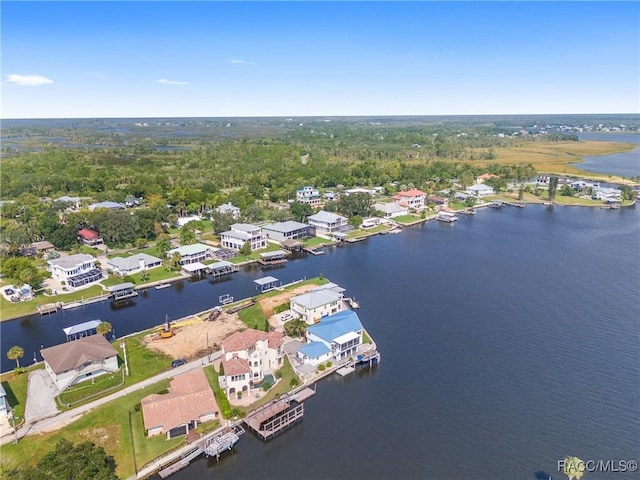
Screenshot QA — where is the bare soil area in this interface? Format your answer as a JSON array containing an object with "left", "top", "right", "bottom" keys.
[{"left": 143, "top": 283, "right": 317, "bottom": 359}]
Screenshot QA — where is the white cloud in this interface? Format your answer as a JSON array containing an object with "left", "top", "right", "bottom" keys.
[
  {"left": 230, "top": 59, "right": 257, "bottom": 67},
  {"left": 6, "top": 74, "right": 54, "bottom": 86},
  {"left": 157, "top": 78, "right": 188, "bottom": 85}
]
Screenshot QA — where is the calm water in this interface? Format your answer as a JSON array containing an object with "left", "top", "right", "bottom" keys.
[
  {"left": 576, "top": 132, "right": 640, "bottom": 178},
  {"left": 2, "top": 205, "right": 638, "bottom": 479}
]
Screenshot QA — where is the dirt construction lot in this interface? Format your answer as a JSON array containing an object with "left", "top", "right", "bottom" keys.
[{"left": 143, "top": 283, "right": 318, "bottom": 360}]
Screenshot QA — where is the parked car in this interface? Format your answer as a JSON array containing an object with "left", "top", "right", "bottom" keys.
[{"left": 171, "top": 358, "right": 187, "bottom": 368}]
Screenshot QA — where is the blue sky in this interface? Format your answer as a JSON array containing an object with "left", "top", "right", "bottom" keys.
[{"left": 1, "top": 1, "right": 639, "bottom": 118}]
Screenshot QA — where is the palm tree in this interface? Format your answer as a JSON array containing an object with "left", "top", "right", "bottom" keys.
[
  {"left": 180, "top": 227, "right": 196, "bottom": 246},
  {"left": 7, "top": 346, "right": 24, "bottom": 369},
  {"left": 155, "top": 237, "right": 171, "bottom": 258},
  {"left": 97, "top": 322, "right": 112, "bottom": 337}
]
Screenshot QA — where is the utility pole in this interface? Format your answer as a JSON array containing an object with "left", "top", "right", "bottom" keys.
[
  {"left": 11, "top": 410, "right": 18, "bottom": 445},
  {"left": 121, "top": 342, "right": 129, "bottom": 377}
]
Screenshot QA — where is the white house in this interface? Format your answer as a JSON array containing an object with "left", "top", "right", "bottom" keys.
[
  {"left": 372, "top": 202, "right": 408, "bottom": 218},
  {"left": 218, "top": 329, "right": 285, "bottom": 398},
  {"left": 297, "top": 310, "right": 364, "bottom": 365},
  {"left": 41, "top": 335, "right": 119, "bottom": 391},
  {"left": 261, "top": 221, "right": 312, "bottom": 242},
  {"left": 215, "top": 202, "right": 241, "bottom": 218},
  {"left": 393, "top": 189, "right": 426, "bottom": 210},
  {"left": 220, "top": 224, "right": 267, "bottom": 251},
  {"left": 48, "top": 254, "right": 102, "bottom": 288},
  {"left": 592, "top": 186, "right": 622, "bottom": 201},
  {"left": 307, "top": 211, "right": 348, "bottom": 236},
  {"left": 142, "top": 369, "right": 218, "bottom": 439},
  {"left": 107, "top": 253, "right": 163, "bottom": 276},
  {"left": 166, "top": 243, "right": 215, "bottom": 265},
  {"left": 466, "top": 184, "right": 495, "bottom": 197},
  {"left": 290, "top": 285, "right": 346, "bottom": 325},
  {"left": 296, "top": 186, "right": 321, "bottom": 206}
]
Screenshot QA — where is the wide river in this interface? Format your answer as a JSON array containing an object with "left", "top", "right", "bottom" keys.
[{"left": 2, "top": 204, "right": 638, "bottom": 479}]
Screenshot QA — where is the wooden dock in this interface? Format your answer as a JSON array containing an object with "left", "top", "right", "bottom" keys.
[
  {"left": 303, "top": 247, "right": 325, "bottom": 256},
  {"left": 244, "top": 387, "right": 316, "bottom": 441},
  {"left": 37, "top": 303, "right": 61, "bottom": 315},
  {"left": 226, "top": 298, "right": 256, "bottom": 314}
]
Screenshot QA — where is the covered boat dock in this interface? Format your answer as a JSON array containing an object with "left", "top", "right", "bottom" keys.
[
  {"left": 107, "top": 282, "right": 138, "bottom": 301},
  {"left": 63, "top": 319, "right": 102, "bottom": 341},
  {"left": 254, "top": 276, "right": 281, "bottom": 292},
  {"left": 257, "top": 250, "right": 288, "bottom": 266},
  {"left": 207, "top": 260, "right": 239, "bottom": 278}
]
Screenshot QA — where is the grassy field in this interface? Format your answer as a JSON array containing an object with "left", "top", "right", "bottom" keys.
[
  {"left": 394, "top": 214, "right": 423, "bottom": 225},
  {"left": 304, "top": 236, "right": 329, "bottom": 247},
  {"left": 228, "top": 242, "right": 284, "bottom": 264},
  {"left": 0, "top": 378, "right": 180, "bottom": 479},
  {"left": 488, "top": 140, "right": 638, "bottom": 181}
]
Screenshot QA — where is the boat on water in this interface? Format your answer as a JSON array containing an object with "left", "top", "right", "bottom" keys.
[
  {"left": 155, "top": 283, "right": 171, "bottom": 290},
  {"left": 436, "top": 212, "right": 459, "bottom": 223},
  {"left": 389, "top": 228, "right": 402, "bottom": 234}
]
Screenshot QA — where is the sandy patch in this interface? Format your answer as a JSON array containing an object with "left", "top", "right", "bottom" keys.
[
  {"left": 258, "top": 283, "right": 318, "bottom": 318},
  {"left": 143, "top": 284, "right": 320, "bottom": 360},
  {"left": 143, "top": 311, "right": 245, "bottom": 360}
]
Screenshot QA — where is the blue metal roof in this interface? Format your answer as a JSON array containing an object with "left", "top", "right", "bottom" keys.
[
  {"left": 306, "top": 310, "right": 363, "bottom": 343},
  {"left": 298, "top": 341, "right": 331, "bottom": 359}
]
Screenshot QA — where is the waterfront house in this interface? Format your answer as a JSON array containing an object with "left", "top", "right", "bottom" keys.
[
  {"left": 298, "top": 310, "right": 364, "bottom": 364},
  {"left": 219, "top": 328, "right": 285, "bottom": 398},
  {"left": 427, "top": 195, "right": 448, "bottom": 206},
  {"left": 77, "top": 228, "right": 103, "bottom": 246},
  {"left": 296, "top": 186, "right": 322, "bottom": 206},
  {"left": 290, "top": 286, "right": 346, "bottom": 325},
  {"left": 48, "top": 253, "right": 102, "bottom": 288},
  {"left": 372, "top": 202, "right": 408, "bottom": 218},
  {"left": 106, "top": 253, "right": 163, "bottom": 276},
  {"left": 307, "top": 211, "right": 348, "bottom": 236},
  {"left": 261, "top": 221, "right": 312, "bottom": 242},
  {"left": 592, "top": 186, "right": 622, "bottom": 201},
  {"left": 124, "top": 196, "right": 142, "bottom": 207},
  {"left": 215, "top": 202, "right": 241, "bottom": 219},
  {"left": 393, "top": 189, "right": 426, "bottom": 210},
  {"left": 142, "top": 369, "right": 218, "bottom": 439},
  {"left": 343, "top": 187, "right": 376, "bottom": 196},
  {"left": 466, "top": 184, "right": 495, "bottom": 197},
  {"left": 41, "top": 335, "right": 119, "bottom": 391},
  {"left": 220, "top": 223, "right": 268, "bottom": 251},
  {"left": 88, "top": 201, "right": 125, "bottom": 211},
  {"left": 166, "top": 243, "right": 215, "bottom": 265}
]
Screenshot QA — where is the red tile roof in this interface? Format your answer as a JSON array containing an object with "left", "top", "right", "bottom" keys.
[
  {"left": 221, "top": 356, "right": 251, "bottom": 376},
  {"left": 141, "top": 369, "right": 218, "bottom": 433},
  {"left": 394, "top": 189, "right": 425, "bottom": 198},
  {"left": 78, "top": 229, "right": 101, "bottom": 240},
  {"left": 221, "top": 328, "right": 284, "bottom": 353}
]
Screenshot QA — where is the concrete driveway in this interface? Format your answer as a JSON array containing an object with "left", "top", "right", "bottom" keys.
[{"left": 25, "top": 370, "right": 59, "bottom": 423}]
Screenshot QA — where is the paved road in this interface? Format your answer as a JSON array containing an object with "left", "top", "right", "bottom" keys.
[{"left": 1, "top": 351, "right": 222, "bottom": 446}]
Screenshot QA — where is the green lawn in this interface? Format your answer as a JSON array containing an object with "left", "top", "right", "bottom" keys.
[
  {"left": 304, "top": 236, "right": 328, "bottom": 247},
  {"left": 238, "top": 303, "right": 268, "bottom": 330},
  {"left": 58, "top": 370, "right": 125, "bottom": 406},
  {"left": 203, "top": 365, "right": 233, "bottom": 418},
  {"left": 0, "top": 379, "right": 180, "bottom": 479},
  {"left": 393, "top": 214, "right": 422, "bottom": 224}
]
